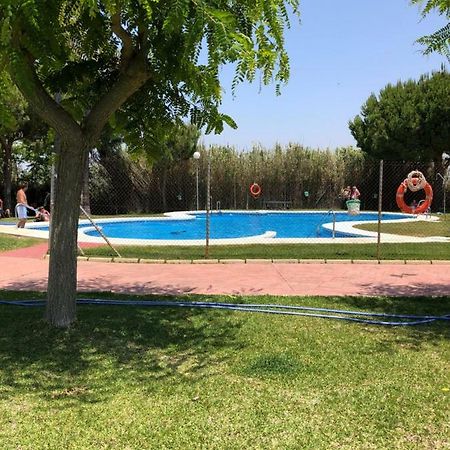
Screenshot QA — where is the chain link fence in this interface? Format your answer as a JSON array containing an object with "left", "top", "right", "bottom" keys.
[
  {"left": 74, "top": 146, "right": 449, "bottom": 260},
  {"left": 4, "top": 145, "right": 449, "bottom": 260}
]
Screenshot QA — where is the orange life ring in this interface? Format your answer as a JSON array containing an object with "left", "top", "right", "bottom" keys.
[
  {"left": 396, "top": 179, "right": 433, "bottom": 214},
  {"left": 250, "top": 183, "right": 261, "bottom": 198}
]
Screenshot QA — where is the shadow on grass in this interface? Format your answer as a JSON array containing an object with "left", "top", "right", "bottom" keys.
[
  {"left": 0, "top": 298, "right": 243, "bottom": 405},
  {"left": 335, "top": 294, "right": 450, "bottom": 314},
  {"left": 334, "top": 295, "right": 450, "bottom": 348},
  {"left": 1, "top": 291, "right": 449, "bottom": 404}
]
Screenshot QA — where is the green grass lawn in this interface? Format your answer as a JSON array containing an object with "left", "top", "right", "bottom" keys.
[
  {"left": 0, "top": 233, "right": 42, "bottom": 252},
  {"left": 1, "top": 234, "right": 449, "bottom": 261},
  {"left": 0, "top": 291, "right": 449, "bottom": 449},
  {"left": 83, "top": 242, "right": 450, "bottom": 260},
  {"left": 356, "top": 214, "right": 450, "bottom": 237}
]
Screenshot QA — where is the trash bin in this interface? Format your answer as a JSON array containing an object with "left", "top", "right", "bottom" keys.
[{"left": 346, "top": 199, "right": 361, "bottom": 215}]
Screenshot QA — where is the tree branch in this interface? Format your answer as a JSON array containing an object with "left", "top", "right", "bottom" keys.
[
  {"left": 9, "top": 38, "right": 82, "bottom": 142},
  {"left": 0, "top": 136, "right": 8, "bottom": 150},
  {"left": 138, "top": 23, "right": 150, "bottom": 53},
  {"left": 111, "top": 12, "right": 135, "bottom": 68},
  {"left": 83, "top": 51, "right": 152, "bottom": 143}
]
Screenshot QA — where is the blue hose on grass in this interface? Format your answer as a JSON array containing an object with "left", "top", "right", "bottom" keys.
[{"left": 0, "top": 298, "right": 449, "bottom": 327}]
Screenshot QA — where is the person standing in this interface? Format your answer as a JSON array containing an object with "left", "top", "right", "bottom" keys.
[
  {"left": 351, "top": 186, "right": 360, "bottom": 200},
  {"left": 342, "top": 186, "right": 352, "bottom": 200},
  {"left": 16, "top": 183, "right": 29, "bottom": 228}
]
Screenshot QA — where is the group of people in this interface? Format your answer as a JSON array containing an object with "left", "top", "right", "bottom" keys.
[
  {"left": 341, "top": 185, "right": 361, "bottom": 200},
  {"left": 340, "top": 185, "right": 361, "bottom": 214},
  {"left": 1, "top": 183, "right": 51, "bottom": 228}
]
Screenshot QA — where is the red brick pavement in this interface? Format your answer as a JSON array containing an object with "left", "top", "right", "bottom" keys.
[{"left": 0, "top": 247, "right": 448, "bottom": 297}]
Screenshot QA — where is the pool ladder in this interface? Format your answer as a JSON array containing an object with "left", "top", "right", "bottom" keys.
[
  {"left": 328, "top": 209, "right": 336, "bottom": 238},
  {"left": 317, "top": 210, "right": 336, "bottom": 238}
]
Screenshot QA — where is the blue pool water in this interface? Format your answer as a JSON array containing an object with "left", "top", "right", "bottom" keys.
[{"left": 76, "top": 212, "right": 408, "bottom": 240}]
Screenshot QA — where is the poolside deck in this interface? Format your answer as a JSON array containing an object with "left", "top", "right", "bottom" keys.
[{"left": 0, "top": 243, "right": 448, "bottom": 297}]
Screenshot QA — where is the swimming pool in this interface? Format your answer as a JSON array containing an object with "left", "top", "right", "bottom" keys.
[
  {"left": 3, "top": 210, "right": 442, "bottom": 245},
  {"left": 69, "top": 210, "right": 409, "bottom": 243}
]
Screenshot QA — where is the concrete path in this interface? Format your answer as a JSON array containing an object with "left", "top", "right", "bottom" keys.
[{"left": 0, "top": 250, "right": 448, "bottom": 297}]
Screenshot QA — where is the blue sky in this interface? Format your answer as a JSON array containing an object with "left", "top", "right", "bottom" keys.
[{"left": 202, "top": 0, "right": 448, "bottom": 150}]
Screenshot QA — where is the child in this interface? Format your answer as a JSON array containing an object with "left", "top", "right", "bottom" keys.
[{"left": 35, "top": 206, "right": 50, "bottom": 222}]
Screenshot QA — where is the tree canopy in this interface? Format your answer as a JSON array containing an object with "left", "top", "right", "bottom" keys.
[
  {"left": 0, "top": 0, "right": 300, "bottom": 327},
  {"left": 1, "top": 0, "right": 299, "bottom": 142},
  {"left": 0, "top": 71, "right": 26, "bottom": 135},
  {"left": 349, "top": 71, "right": 450, "bottom": 162}
]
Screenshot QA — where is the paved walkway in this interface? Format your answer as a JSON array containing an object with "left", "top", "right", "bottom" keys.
[{"left": 0, "top": 243, "right": 448, "bottom": 297}]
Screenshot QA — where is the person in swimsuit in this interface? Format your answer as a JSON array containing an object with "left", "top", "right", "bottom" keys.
[{"left": 16, "top": 183, "right": 29, "bottom": 228}]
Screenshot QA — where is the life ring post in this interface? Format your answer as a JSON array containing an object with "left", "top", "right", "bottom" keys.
[
  {"left": 250, "top": 182, "right": 262, "bottom": 199},
  {"left": 396, "top": 170, "right": 433, "bottom": 214}
]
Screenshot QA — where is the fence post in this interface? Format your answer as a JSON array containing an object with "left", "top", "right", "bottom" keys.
[
  {"left": 376, "top": 159, "right": 383, "bottom": 261},
  {"left": 205, "top": 150, "right": 211, "bottom": 258}
]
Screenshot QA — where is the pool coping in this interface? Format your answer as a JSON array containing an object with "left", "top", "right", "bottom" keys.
[{"left": 65, "top": 255, "right": 450, "bottom": 265}]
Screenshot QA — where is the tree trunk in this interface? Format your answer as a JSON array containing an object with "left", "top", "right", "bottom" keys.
[
  {"left": 80, "top": 149, "right": 91, "bottom": 215},
  {"left": 45, "top": 140, "right": 88, "bottom": 327},
  {"left": 1, "top": 139, "right": 12, "bottom": 210}
]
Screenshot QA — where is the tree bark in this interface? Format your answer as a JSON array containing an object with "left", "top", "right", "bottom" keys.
[
  {"left": 1, "top": 139, "right": 12, "bottom": 210},
  {"left": 45, "top": 139, "right": 88, "bottom": 327}
]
